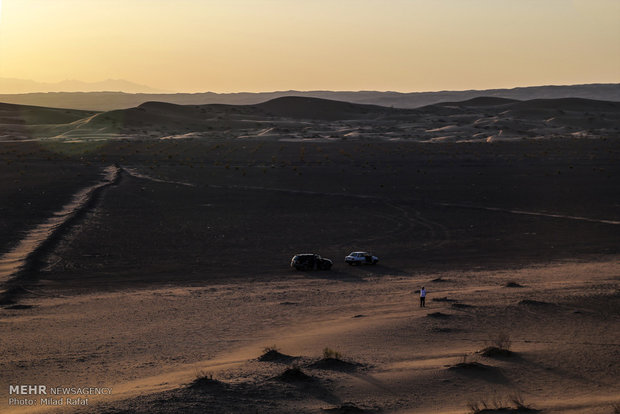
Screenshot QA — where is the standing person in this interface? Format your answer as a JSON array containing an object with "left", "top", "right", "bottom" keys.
[{"left": 420, "top": 286, "right": 426, "bottom": 308}]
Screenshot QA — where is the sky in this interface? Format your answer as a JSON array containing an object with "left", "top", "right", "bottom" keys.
[{"left": 0, "top": 0, "right": 619, "bottom": 93}]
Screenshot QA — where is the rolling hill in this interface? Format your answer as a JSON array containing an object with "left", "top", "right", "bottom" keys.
[
  {"left": 0, "top": 96, "right": 618, "bottom": 142},
  {"left": 0, "top": 84, "right": 618, "bottom": 111}
]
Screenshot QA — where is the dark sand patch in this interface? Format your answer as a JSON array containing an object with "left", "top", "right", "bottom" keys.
[
  {"left": 479, "top": 346, "right": 514, "bottom": 358},
  {"left": 258, "top": 349, "right": 298, "bottom": 364},
  {"left": 449, "top": 361, "right": 493, "bottom": 371},
  {"left": 452, "top": 303, "right": 475, "bottom": 309},
  {"left": 308, "top": 358, "right": 362, "bottom": 372},
  {"left": 431, "top": 277, "right": 450, "bottom": 283},
  {"left": 448, "top": 361, "right": 508, "bottom": 384},
  {"left": 3, "top": 304, "right": 34, "bottom": 310},
  {"left": 427, "top": 311, "right": 452, "bottom": 318},
  {"left": 432, "top": 296, "right": 457, "bottom": 303},
  {"left": 518, "top": 300, "right": 554, "bottom": 307},
  {"left": 323, "top": 403, "right": 376, "bottom": 413},
  {"left": 470, "top": 407, "right": 540, "bottom": 414},
  {"left": 187, "top": 375, "right": 227, "bottom": 391},
  {"left": 274, "top": 367, "right": 315, "bottom": 383}
]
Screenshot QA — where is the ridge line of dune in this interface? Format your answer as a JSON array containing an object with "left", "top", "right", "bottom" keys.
[{"left": 0, "top": 165, "right": 122, "bottom": 304}]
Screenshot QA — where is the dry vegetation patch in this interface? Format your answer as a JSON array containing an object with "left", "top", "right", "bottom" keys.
[
  {"left": 323, "top": 403, "right": 375, "bottom": 413},
  {"left": 467, "top": 395, "right": 539, "bottom": 413},
  {"left": 479, "top": 333, "right": 514, "bottom": 358},
  {"left": 307, "top": 348, "right": 362, "bottom": 372},
  {"left": 258, "top": 345, "right": 297, "bottom": 363},
  {"left": 187, "top": 371, "right": 226, "bottom": 391}
]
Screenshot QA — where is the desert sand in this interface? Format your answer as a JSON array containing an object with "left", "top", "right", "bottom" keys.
[
  {"left": 2, "top": 258, "right": 619, "bottom": 413},
  {"left": 1, "top": 97, "right": 619, "bottom": 413}
]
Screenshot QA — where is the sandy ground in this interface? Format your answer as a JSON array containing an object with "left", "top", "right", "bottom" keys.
[
  {"left": 1, "top": 137, "right": 619, "bottom": 413},
  {"left": 1, "top": 258, "right": 619, "bottom": 413}
]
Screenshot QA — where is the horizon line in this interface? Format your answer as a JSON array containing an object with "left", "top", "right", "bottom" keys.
[{"left": 0, "top": 81, "right": 619, "bottom": 96}]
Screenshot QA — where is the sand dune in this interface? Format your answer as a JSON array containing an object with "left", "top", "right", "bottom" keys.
[
  {"left": 0, "top": 102, "right": 96, "bottom": 126},
  {"left": 255, "top": 96, "right": 396, "bottom": 120},
  {"left": 432, "top": 97, "right": 520, "bottom": 107},
  {"left": 0, "top": 96, "right": 618, "bottom": 142}
]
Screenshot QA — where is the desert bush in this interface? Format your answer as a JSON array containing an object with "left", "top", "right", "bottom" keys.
[
  {"left": 263, "top": 344, "right": 279, "bottom": 354},
  {"left": 323, "top": 347, "right": 342, "bottom": 360},
  {"left": 466, "top": 393, "right": 537, "bottom": 413},
  {"left": 194, "top": 370, "right": 214, "bottom": 381},
  {"left": 479, "top": 332, "right": 513, "bottom": 357},
  {"left": 187, "top": 369, "right": 227, "bottom": 390}
]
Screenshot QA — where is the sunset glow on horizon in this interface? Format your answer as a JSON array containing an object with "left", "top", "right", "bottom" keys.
[{"left": 0, "top": 0, "right": 619, "bottom": 93}]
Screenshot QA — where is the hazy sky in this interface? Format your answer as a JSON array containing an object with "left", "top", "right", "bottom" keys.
[{"left": 0, "top": 0, "right": 619, "bottom": 92}]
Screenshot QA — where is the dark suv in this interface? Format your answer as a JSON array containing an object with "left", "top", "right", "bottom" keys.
[{"left": 290, "top": 254, "right": 333, "bottom": 271}]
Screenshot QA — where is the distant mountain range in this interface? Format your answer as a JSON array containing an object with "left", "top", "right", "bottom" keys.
[
  {"left": 0, "top": 77, "right": 168, "bottom": 94},
  {"left": 0, "top": 83, "right": 618, "bottom": 112}
]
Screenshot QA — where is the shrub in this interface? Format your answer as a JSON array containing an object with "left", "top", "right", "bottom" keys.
[
  {"left": 194, "top": 370, "right": 213, "bottom": 381},
  {"left": 323, "top": 347, "right": 342, "bottom": 360},
  {"left": 263, "top": 344, "right": 279, "bottom": 354},
  {"left": 466, "top": 394, "right": 538, "bottom": 413},
  {"left": 188, "top": 370, "right": 222, "bottom": 389}
]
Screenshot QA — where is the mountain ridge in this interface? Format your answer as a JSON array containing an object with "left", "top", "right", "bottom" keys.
[
  {"left": 0, "top": 77, "right": 168, "bottom": 94},
  {"left": 0, "top": 83, "right": 618, "bottom": 111}
]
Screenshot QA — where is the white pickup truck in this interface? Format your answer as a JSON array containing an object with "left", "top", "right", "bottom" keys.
[{"left": 345, "top": 251, "right": 379, "bottom": 265}]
